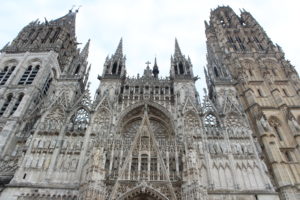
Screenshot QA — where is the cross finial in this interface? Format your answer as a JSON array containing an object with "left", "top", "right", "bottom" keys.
[{"left": 145, "top": 61, "right": 151, "bottom": 67}]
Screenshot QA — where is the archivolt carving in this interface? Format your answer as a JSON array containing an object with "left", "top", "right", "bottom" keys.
[{"left": 118, "top": 185, "right": 169, "bottom": 200}]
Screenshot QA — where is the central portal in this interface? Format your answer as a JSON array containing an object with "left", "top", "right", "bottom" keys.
[{"left": 131, "top": 194, "right": 157, "bottom": 200}]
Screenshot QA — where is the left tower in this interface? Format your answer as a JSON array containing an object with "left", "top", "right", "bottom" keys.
[{"left": 0, "top": 9, "right": 90, "bottom": 198}]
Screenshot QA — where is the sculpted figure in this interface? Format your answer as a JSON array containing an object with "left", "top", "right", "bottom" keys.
[
  {"left": 259, "top": 116, "right": 270, "bottom": 132},
  {"left": 291, "top": 117, "right": 300, "bottom": 131},
  {"left": 188, "top": 149, "right": 197, "bottom": 167}
]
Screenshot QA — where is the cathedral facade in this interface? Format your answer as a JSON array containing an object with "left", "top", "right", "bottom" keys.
[{"left": 0, "top": 6, "right": 298, "bottom": 200}]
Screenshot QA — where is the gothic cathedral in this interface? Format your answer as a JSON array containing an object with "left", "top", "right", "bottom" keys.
[{"left": 0, "top": 6, "right": 299, "bottom": 200}]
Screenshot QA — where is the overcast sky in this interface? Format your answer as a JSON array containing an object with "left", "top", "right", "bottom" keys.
[{"left": 1, "top": 0, "right": 300, "bottom": 99}]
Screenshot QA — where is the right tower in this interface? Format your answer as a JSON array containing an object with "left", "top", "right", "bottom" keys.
[{"left": 205, "top": 6, "right": 300, "bottom": 200}]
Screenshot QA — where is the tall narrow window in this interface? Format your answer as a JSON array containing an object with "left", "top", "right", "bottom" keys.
[
  {"left": 179, "top": 62, "right": 184, "bottom": 74},
  {"left": 18, "top": 65, "right": 40, "bottom": 85},
  {"left": 214, "top": 67, "right": 219, "bottom": 77},
  {"left": 274, "top": 126, "right": 283, "bottom": 141},
  {"left": 285, "top": 151, "right": 293, "bottom": 162},
  {"left": 118, "top": 62, "right": 122, "bottom": 75},
  {"left": 10, "top": 93, "right": 23, "bottom": 115},
  {"left": 74, "top": 64, "right": 80, "bottom": 75},
  {"left": 112, "top": 62, "right": 118, "bottom": 74},
  {"left": 131, "top": 158, "right": 138, "bottom": 171},
  {"left": 257, "top": 89, "right": 263, "bottom": 97},
  {"left": 236, "top": 36, "right": 242, "bottom": 43},
  {"left": 282, "top": 88, "right": 289, "bottom": 97},
  {"left": 240, "top": 44, "right": 246, "bottom": 51},
  {"left": 42, "top": 75, "right": 52, "bottom": 95},
  {"left": 0, "top": 66, "right": 15, "bottom": 85},
  {"left": 174, "top": 65, "right": 178, "bottom": 74},
  {"left": 228, "top": 36, "right": 234, "bottom": 43},
  {"left": 248, "top": 69, "right": 253, "bottom": 76},
  {"left": 0, "top": 94, "right": 13, "bottom": 116}
]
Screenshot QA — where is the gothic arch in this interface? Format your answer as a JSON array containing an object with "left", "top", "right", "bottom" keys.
[
  {"left": 3, "top": 58, "right": 18, "bottom": 66},
  {"left": 184, "top": 110, "right": 201, "bottom": 133},
  {"left": 118, "top": 185, "right": 169, "bottom": 200},
  {"left": 116, "top": 101, "right": 175, "bottom": 133},
  {"left": 68, "top": 105, "right": 91, "bottom": 121},
  {"left": 26, "top": 58, "right": 43, "bottom": 66},
  {"left": 224, "top": 112, "right": 244, "bottom": 127}
]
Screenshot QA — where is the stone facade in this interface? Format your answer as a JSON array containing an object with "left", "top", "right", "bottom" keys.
[{"left": 0, "top": 6, "right": 297, "bottom": 200}]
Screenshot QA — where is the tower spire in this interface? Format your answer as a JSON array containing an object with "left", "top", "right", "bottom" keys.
[
  {"left": 152, "top": 57, "right": 159, "bottom": 78},
  {"left": 114, "top": 38, "right": 123, "bottom": 58},
  {"left": 80, "top": 39, "right": 90, "bottom": 61},
  {"left": 174, "top": 38, "right": 182, "bottom": 57}
]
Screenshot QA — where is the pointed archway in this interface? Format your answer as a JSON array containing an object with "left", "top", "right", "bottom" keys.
[
  {"left": 118, "top": 185, "right": 169, "bottom": 200},
  {"left": 109, "top": 104, "right": 177, "bottom": 200}
]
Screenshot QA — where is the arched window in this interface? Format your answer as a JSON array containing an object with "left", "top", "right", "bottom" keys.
[
  {"left": 0, "top": 66, "right": 15, "bottom": 85},
  {"left": 214, "top": 67, "right": 219, "bottom": 77},
  {"left": 174, "top": 65, "right": 178, "bottom": 74},
  {"left": 10, "top": 93, "right": 24, "bottom": 115},
  {"left": 18, "top": 65, "right": 40, "bottom": 85},
  {"left": 112, "top": 62, "right": 118, "bottom": 74},
  {"left": 204, "top": 114, "right": 218, "bottom": 127},
  {"left": 72, "top": 108, "right": 90, "bottom": 130},
  {"left": 248, "top": 69, "right": 253, "bottom": 76},
  {"left": 269, "top": 117, "right": 283, "bottom": 141},
  {"left": 118, "top": 62, "right": 122, "bottom": 75},
  {"left": 282, "top": 88, "right": 289, "bottom": 97},
  {"left": 131, "top": 157, "right": 138, "bottom": 171},
  {"left": 74, "top": 64, "right": 80, "bottom": 75},
  {"left": 179, "top": 62, "right": 184, "bottom": 74},
  {"left": 0, "top": 94, "right": 13, "bottom": 116},
  {"left": 42, "top": 75, "right": 52, "bottom": 95},
  {"left": 284, "top": 151, "right": 293, "bottom": 162},
  {"left": 257, "top": 89, "right": 263, "bottom": 97}
]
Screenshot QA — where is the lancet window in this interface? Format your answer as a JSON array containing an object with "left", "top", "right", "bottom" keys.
[
  {"left": 0, "top": 66, "right": 15, "bottom": 85},
  {"left": 10, "top": 93, "right": 24, "bottom": 115},
  {"left": 0, "top": 94, "right": 13, "bottom": 116},
  {"left": 18, "top": 65, "right": 40, "bottom": 85},
  {"left": 42, "top": 75, "right": 52, "bottom": 95}
]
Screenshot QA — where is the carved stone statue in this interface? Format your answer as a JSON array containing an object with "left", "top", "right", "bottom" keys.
[
  {"left": 291, "top": 117, "right": 300, "bottom": 131},
  {"left": 259, "top": 116, "right": 270, "bottom": 131}
]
